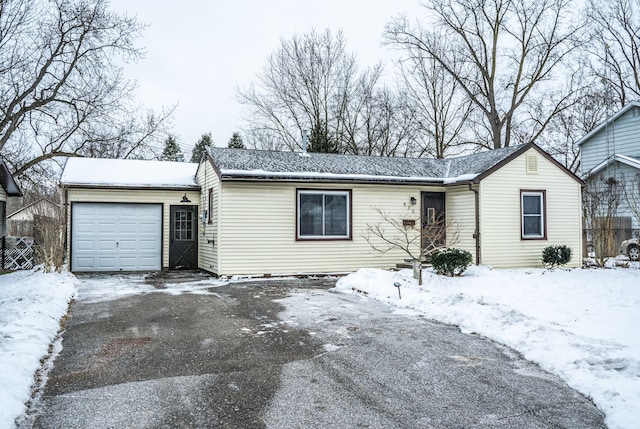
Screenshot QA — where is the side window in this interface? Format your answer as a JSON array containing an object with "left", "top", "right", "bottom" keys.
[
  {"left": 297, "top": 189, "right": 351, "bottom": 240},
  {"left": 521, "top": 190, "right": 546, "bottom": 239},
  {"left": 207, "top": 188, "right": 213, "bottom": 223}
]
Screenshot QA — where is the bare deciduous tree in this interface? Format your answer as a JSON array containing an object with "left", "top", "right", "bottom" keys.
[
  {"left": 237, "top": 29, "right": 358, "bottom": 152},
  {"left": 385, "top": 0, "right": 585, "bottom": 150},
  {"left": 0, "top": 0, "right": 173, "bottom": 182},
  {"left": 583, "top": 176, "right": 624, "bottom": 265},
  {"left": 587, "top": 0, "right": 640, "bottom": 107},
  {"left": 395, "top": 35, "right": 473, "bottom": 158},
  {"left": 365, "top": 208, "right": 460, "bottom": 284},
  {"left": 238, "top": 29, "right": 420, "bottom": 156}
]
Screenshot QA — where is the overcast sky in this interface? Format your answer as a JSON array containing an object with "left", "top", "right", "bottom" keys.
[{"left": 108, "top": 0, "right": 425, "bottom": 153}]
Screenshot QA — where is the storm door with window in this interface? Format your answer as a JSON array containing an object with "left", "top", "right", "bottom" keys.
[
  {"left": 421, "top": 192, "right": 446, "bottom": 259},
  {"left": 169, "top": 205, "right": 198, "bottom": 269}
]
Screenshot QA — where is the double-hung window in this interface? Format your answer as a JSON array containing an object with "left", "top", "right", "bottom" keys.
[
  {"left": 521, "top": 190, "right": 546, "bottom": 239},
  {"left": 297, "top": 189, "right": 351, "bottom": 239}
]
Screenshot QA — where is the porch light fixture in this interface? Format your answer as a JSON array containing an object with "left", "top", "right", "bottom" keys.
[
  {"left": 181, "top": 193, "right": 191, "bottom": 203},
  {"left": 410, "top": 196, "right": 417, "bottom": 205}
]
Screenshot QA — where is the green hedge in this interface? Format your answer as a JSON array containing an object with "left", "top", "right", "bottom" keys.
[
  {"left": 542, "top": 245, "right": 572, "bottom": 268},
  {"left": 431, "top": 248, "right": 473, "bottom": 277}
]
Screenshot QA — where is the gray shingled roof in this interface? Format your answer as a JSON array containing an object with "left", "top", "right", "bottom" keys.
[{"left": 206, "top": 144, "right": 526, "bottom": 184}]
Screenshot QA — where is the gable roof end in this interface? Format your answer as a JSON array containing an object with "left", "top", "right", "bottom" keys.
[
  {"left": 0, "top": 159, "right": 22, "bottom": 196},
  {"left": 472, "top": 143, "right": 583, "bottom": 185},
  {"left": 575, "top": 101, "right": 640, "bottom": 147}
]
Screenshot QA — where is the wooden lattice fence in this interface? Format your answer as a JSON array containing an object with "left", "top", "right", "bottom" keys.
[{"left": 1, "top": 237, "right": 35, "bottom": 270}]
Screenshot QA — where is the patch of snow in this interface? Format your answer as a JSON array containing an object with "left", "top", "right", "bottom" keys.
[
  {"left": 60, "top": 157, "right": 198, "bottom": 188},
  {"left": 0, "top": 270, "right": 78, "bottom": 429},
  {"left": 334, "top": 266, "right": 640, "bottom": 429}
]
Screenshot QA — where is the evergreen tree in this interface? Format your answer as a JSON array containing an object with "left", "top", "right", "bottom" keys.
[
  {"left": 191, "top": 133, "right": 213, "bottom": 163},
  {"left": 308, "top": 121, "right": 338, "bottom": 153},
  {"left": 159, "top": 135, "right": 181, "bottom": 161},
  {"left": 227, "top": 132, "right": 245, "bottom": 149}
]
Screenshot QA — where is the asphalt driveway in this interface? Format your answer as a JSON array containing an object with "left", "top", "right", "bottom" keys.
[{"left": 30, "top": 273, "right": 605, "bottom": 428}]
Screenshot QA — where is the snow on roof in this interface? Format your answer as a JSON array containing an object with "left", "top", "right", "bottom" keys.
[
  {"left": 206, "top": 144, "right": 525, "bottom": 184},
  {"left": 60, "top": 157, "right": 199, "bottom": 189}
]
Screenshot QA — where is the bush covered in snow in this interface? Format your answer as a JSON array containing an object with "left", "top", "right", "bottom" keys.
[
  {"left": 431, "top": 248, "right": 472, "bottom": 276},
  {"left": 542, "top": 245, "right": 572, "bottom": 268}
]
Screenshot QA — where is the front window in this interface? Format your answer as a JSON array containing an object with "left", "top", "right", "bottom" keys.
[
  {"left": 297, "top": 190, "right": 350, "bottom": 239},
  {"left": 521, "top": 191, "right": 546, "bottom": 239}
]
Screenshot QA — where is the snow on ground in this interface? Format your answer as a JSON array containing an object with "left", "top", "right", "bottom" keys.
[
  {"left": 0, "top": 269, "right": 78, "bottom": 429},
  {"left": 2, "top": 266, "right": 638, "bottom": 428},
  {"left": 335, "top": 266, "right": 640, "bottom": 429}
]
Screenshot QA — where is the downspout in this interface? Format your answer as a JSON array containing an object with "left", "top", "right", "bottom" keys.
[
  {"left": 468, "top": 182, "right": 480, "bottom": 265},
  {"left": 62, "top": 185, "right": 69, "bottom": 266}
]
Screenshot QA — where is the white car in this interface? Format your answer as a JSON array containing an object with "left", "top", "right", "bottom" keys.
[{"left": 620, "top": 238, "right": 639, "bottom": 261}]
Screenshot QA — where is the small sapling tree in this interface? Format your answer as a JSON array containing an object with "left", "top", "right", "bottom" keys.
[{"left": 365, "top": 207, "right": 459, "bottom": 284}]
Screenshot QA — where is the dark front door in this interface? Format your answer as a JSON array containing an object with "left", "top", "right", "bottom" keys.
[
  {"left": 169, "top": 205, "right": 198, "bottom": 269},
  {"left": 422, "top": 192, "right": 446, "bottom": 258}
]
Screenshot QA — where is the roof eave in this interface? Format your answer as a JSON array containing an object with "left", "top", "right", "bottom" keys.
[
  {"left": 60, "top": 183, "right": 200, "bottom": 191},
  {"left": 219, "top": 173, "right": 445, "bottom": 186}
]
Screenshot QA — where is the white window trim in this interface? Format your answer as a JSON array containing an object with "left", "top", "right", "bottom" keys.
[
  {"left": 521, "top": 191, "right": 545, "bottom": 239},
  {"left": 297, "top": 189, "right": 351, "bottom": 240}
]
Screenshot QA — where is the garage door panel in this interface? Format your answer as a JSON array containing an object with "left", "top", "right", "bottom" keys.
[
  {"left": 72, "top": 203, "right": 162, "bottom": 272},
  {"left": 139, "top": 240, "right": 159, "bottom": 251},
  {"left": 75, "top": 257, "right": 95, "bottom": 270},
  {"left": 140, "top": 222, "right": 159, "bottom": 234},
  {"left": 119, "top": 222, "right": 138, "bottom": 234},
  {"left": 76, "top": 222, "right": 95, "bottom": 233},
  {"left": 76, "top": 240, "right": 95, "bottom": 251},
  {"left": 97, "top": 222, "right": 118, "bottom": 234},
  {"left": 139, "top": 256, "right": 160, "bottom": 269},
  {"left": 118, "top": 240, "right": 137, "bottom": 251},
  {"left": 97, "top": 257, "right": 117, "bottom": 269}
]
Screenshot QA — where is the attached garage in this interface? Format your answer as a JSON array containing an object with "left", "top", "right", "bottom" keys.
[
  {"left": 60, "top": 158, "right": 200, "bottom": 273},
  {"left": 71, "top": 203, "right": 162, "bottom": 272}
]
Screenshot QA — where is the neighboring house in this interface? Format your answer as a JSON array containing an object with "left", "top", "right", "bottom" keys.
[
  {"left": 576, "top": 101, "right": 640, "bottom": 233},
  {"left": 60, "top": 158, "right": 200, "bottom": 272},
  {"left": 0, "top": 159, "right": 23, "bottom": 239},
  {"left": 6, "top": 198, "right": 61, "bottom": 237},
  {"left": 60, "top": 143, "right": 583, "bottom": 274}
]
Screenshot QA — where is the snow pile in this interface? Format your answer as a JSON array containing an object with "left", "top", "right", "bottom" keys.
[
  {"left": 335, "top": 266, "right": 640, "bottom": 429},
  {"left": 0, "top": 270, "right": 78, "bottom": 429}
]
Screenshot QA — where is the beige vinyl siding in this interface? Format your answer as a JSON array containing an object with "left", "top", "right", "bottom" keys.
[
  {"left": 446, "top": 185, "right": 477, "bottom": 261},
  {"left": 0, "top": 187, "right": 6, "bottom": 202},
  {"left": 479, "top": 148, "right": 582, "bottom": 268},
  {"left": 65, "top": 188, "right": 200, "bottom": 269},
  {"left": 196, "top": 159, "right": 220, "bottom": 273},
  {"left": 217, "top": 182, "right": 429, "bottom": 276}
]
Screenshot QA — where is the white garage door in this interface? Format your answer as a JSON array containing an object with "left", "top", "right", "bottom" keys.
[{"left": 72, "top": 203, "right": 162, "bottom": 272}]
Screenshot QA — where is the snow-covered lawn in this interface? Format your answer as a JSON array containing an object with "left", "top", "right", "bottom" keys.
[
  {"left": 0, "top": 270, "right": 78, "bottom": 429},
  {"left": 335, "top": 266, "right": 640, "bottom": 429}
]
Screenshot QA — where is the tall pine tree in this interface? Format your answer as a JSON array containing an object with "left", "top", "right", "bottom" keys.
[
  {"left": 159, "top": 135, "right": 181, "bottom": 161},
  {"left": 227, "top": 132, "right": 245, "bottom": 149},
  {"left": 191, "top": 133, "right": 213, "bottom": 163}
]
